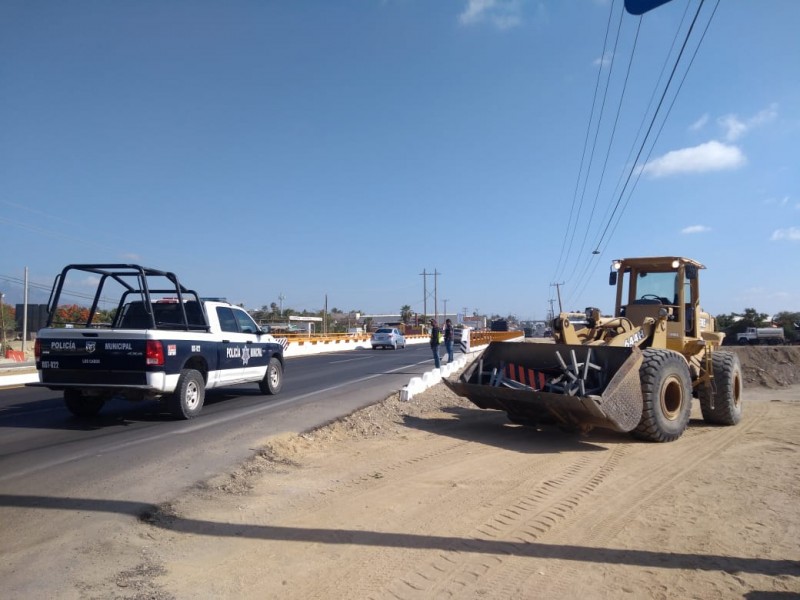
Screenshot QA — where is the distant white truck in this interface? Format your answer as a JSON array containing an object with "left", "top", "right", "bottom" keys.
[{"left": 736, "top": 327, "right": 785, "bottom": 345}]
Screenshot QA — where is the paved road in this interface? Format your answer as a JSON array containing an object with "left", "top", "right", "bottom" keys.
[{"left": 0, "top": 346, "right": 439, "bottom": 496}]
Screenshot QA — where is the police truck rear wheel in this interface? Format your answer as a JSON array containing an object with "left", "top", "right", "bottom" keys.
[
  {"left": 169, "top": 369, "right": 205, "bottom": 419},
  {"left": 259, "top": 357, "right": 283, "bottom": 395},
  {"left": 633, "top": 349, "right": 692, "bottom": 443},
  {"left": 64, "top": 389, "right": 105, "bottom": 417},
  {"left": 699, "top": 351, "right": 743, "bottom": 425}
]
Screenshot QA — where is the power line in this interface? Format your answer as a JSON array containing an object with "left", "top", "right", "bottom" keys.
[
  {"left": 591, "top": 0, "right": 712, "bottom": 254},
  {"left": 564, "top": 1, "right": 696, "bottom": 310},
  {"left": 552, "top": 0, "right": 617, "bottom": 283},
  {"left": 564, "top": 0, "right": 719, "bottom": 309},
  {"left": 564, "top": 9, "right": 643, "bottom": 286}
]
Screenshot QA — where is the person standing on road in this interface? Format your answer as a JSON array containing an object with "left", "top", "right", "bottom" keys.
[
  {"left": 429, "top": 318, "right": 441, "bottom": 369},
  {"left": 443, "top": 318, "right": 454, "bottom": 363}
]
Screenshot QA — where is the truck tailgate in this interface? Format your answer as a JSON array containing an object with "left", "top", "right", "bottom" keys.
[{"left": 36, "top": 330, "right": 150, "bottom": 386}]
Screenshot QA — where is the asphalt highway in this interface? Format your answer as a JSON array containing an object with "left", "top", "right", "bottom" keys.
[{"left": 0, "top": 344, "right": 439, "bottom": 513}]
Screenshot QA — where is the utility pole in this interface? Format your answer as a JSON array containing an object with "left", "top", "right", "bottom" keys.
[
  {"left": 420, "top": 269, "right": 440, "bottom": 322},
  {"left": 433, "top": 269, "right": 440, "bottom": 322},
  {"left": 0, "top": 291, "right": 6, "bottom": 354},
  {"left": 22, "top": 267, "right": 28, "bottom": 352},
  {"left": 550, "top": 282, "right": 565, "bottom": 314},
  {"left": 442, "top": 298, "right": 448, "bottom": 322},
  {"left": 420, "top": 269, "right": 428, "bottom": 319}
]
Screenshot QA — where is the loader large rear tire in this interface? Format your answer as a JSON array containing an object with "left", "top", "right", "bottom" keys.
[
  {"left": 632, "top": 349, "right": 692, "bottom": 443},
  {"left": 698, "top": 351, "right": 742, "bottom": 425}
]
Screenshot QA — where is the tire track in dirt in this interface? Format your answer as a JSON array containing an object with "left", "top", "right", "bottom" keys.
[
  {"left": 366, "top": 402, "right": 769, "bottom": 600},
  {"left": 485, "top": 401, "right": 770, "bottom": 599},
  {"left": 295, "top": 438, "right": 600, "bottom": 600},
  {"left": 373, "top": 444, "right": 632, "bottom": 600}
]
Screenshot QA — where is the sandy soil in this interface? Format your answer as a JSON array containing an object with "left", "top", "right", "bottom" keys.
[{"left": 12, "top": 347, "right": 800, "bottom": 598}]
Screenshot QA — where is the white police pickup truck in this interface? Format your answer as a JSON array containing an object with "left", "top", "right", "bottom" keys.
[{"left": 29, "top": 264, "right": 284, "bottom": 419}]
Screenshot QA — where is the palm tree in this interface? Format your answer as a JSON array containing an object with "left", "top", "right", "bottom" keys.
[{"left": 400, "top": 305, "right": 413, "bottom": 325}]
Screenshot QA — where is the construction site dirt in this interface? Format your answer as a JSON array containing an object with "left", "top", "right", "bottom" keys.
[{"left": 4, "top": 345, "right": 800, "bottom": 599}]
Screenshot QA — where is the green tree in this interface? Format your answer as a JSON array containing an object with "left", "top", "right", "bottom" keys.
[
  {"left": 400, "top": 305, "right": 412, "bottom": 324},
  {"left": 715, "top": 312, "right": 738, "bottom": 330},
  {"left": 774, "top": 311, "right": 800, "bottom": 343},
  {"left": 0, "top": 303, "right": 15, "bottom": 341},
  {"left": 741, "top": 308, "right": 769, "bottom": 327},
  {"left": 54, "top": 304, "right": 90, "bottom": 326}
]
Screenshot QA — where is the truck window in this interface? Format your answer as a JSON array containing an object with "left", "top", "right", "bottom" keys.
[
  {"left": 232, "top": 308, "right": 259, "bottom": 334},
  {"left": 216, "top": 307, "right": 239, "bottom": 333}
]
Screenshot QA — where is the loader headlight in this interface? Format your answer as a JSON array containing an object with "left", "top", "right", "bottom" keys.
[
  {"left": 612, "top": 260, "right": 622, "bottom": 270},
  {"left": 671, "top": 259, "right": 680, "bottom": 268}
]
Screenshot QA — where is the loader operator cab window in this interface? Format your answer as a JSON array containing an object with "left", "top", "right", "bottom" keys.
[
  {"left": 620, "top": 271, "right": 680, "bottom": 329},
  {"left": 632, "top": 270, "right": 696, "bottom": 333},
  {"left": 633, "top": 272, "right": 676, "bottom": 307}
]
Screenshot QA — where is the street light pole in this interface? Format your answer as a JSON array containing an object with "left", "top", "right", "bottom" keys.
[{"left": 0, "top": 292, "right": 6, "bottom": 354}]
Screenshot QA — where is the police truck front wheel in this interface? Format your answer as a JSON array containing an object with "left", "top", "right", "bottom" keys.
[
  {"left": 169, "top": 369, "right": 205, "bottom": 419},
  {"left": 64, "top": 389, "right": 105, "bottom": 418},
  {"left": 259, "top": 357, "right": 283, "bottom": 395}
]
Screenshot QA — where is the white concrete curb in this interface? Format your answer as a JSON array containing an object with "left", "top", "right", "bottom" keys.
[
  {"left": 400, "top": 354, "right": 472, "bottom": 402},
  {"left": 0, "top": 372, "right": 39, "bottom": 387}
]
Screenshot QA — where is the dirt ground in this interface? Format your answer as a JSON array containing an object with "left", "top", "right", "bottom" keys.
[{"left": 18, "top": 347, "right": 800, "bottom": 598}]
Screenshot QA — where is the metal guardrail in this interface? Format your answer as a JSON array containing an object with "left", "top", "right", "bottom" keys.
[
  {"left": 469, "top": 330, "right": 525, "bottom": 347},
  {"left": 278, "top": 333, "right": 428, "bottom": 345},
  {"left": 277, "top": 330, "right": 522, "bottom": 346}
]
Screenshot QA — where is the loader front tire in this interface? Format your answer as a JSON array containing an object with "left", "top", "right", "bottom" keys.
[
  {"left": 633, "top": 349, "right": 692, "bottom": 443},
  {"left": 698, "top": 351, "right": 742, "bottom": 425}
]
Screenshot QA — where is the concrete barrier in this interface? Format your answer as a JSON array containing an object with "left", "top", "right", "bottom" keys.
[
  {"left": 399, "top": 354, "right": 472, "bottom": 402},
  {"left": 0, "top": 338, "right": 487, "bottom": 392}
]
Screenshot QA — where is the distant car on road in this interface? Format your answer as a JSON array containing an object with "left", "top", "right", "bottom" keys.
[{"left": 371, "top": 327, "right": 406, "bottom": 350}]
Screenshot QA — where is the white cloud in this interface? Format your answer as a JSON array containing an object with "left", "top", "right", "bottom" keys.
[
  {"left": 641, "top": 141, "right": 746, "bottom": 178},
  {"left": 762, "top": 195, "right": 790, "bottom": 208},
  {"left": 689, "top": 114, "right": 708, "bottom": 131},
  {"left": 594, "top": 52, "right": 613, "bottom": 68},
  {"left": 459, "top": 0, "right": 523, "bottom": 29},
  {"left": 770, "top": 227, "right": 800, "bottom": 242},
  {"left": 681, "top": 225, "right": 711, "bottom": 234},
  {"left": 718, "top": 115, "right": 746, "bottom": 141},
  {"left": 718, "top": 103, "right": 778, "bottom": 141}
]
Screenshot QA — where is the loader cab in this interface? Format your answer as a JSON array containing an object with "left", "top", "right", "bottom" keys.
[{"left": 611, "top": 257, "right": 705, "bottom": 352}]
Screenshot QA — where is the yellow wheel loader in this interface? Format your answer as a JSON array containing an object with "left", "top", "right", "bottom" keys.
[{"left": 444, "top": 257, "right": 743, "bottom": 442}]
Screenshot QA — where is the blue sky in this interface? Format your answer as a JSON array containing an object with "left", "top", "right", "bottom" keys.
[{"left": 1, "top": 0, "right": 798, "bottom": 321}]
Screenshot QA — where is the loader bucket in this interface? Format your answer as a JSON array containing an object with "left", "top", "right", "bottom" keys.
[{"left": 444, "top": 342, "right": 644, "bottom": 433}]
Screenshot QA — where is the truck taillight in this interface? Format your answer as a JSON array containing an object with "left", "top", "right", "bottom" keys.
[
  {"left": 146, "top": 340, "right": 164, "bottom": 366},
  {"left": 34, "top": 338, "right": 41, "bottom": 359}
]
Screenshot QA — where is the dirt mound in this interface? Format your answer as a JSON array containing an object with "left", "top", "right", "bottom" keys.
[{"left": 731, "top": 345, "right": 800, "bottom": 388}]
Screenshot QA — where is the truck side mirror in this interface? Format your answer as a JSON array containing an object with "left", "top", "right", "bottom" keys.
[
  {"left": 686, "top": 265, "right": 698, "bottom": 280},
  {"left": 609, "top": 271, "right": 617, "bottom": 286}
]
